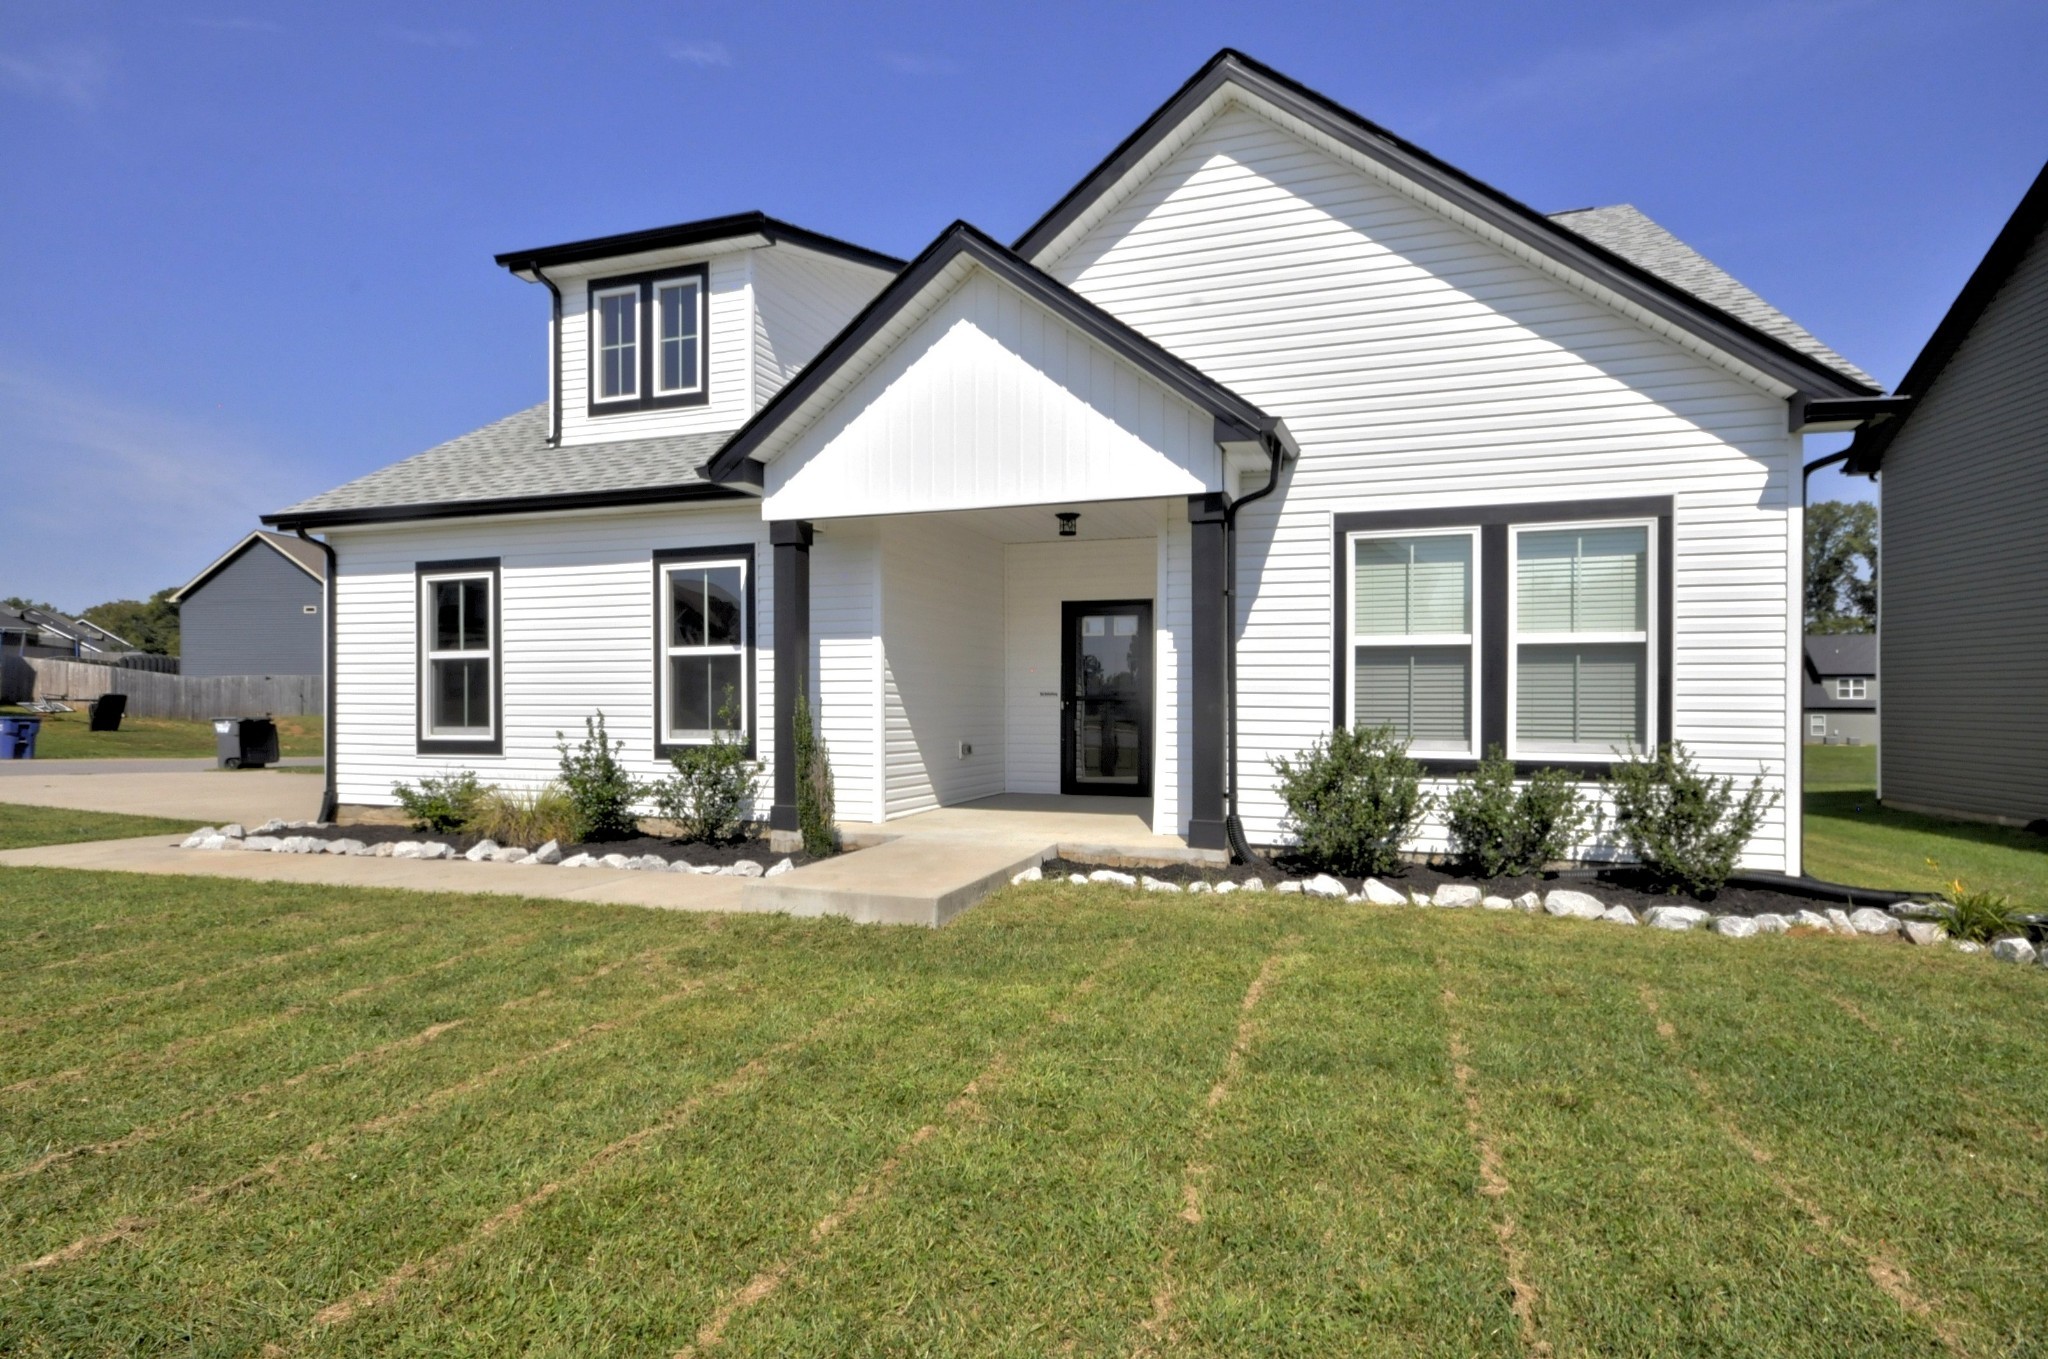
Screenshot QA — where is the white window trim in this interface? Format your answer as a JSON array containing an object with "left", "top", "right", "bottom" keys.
[
  {"left": 1836, "top": 677, "right": 1867, "bottom": 700},
  {"left": 592, "top": 283, "right": 641, "bottom": 403},
  {"left": 1505, "top": 517, "right": 1658, "bottom": 763},
  {"left": 419, "top": 570, "right": 496, "bottom": 742},
  {"left": 1809, "top": 712, "right": 1829, "bottom": 737},
  {"left": 652, "top": 276, "right": 706, "bottom": 397},
  {"left": 1344, "top": 526, "right": 1481, "bottom": 760},
  {"left": 661, "top": 557, "right": 749, "bottom": 744}
]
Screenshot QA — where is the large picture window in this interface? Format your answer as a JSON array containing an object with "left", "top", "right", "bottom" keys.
[
  {"left": 417, "top": 559, "right": 500, "bottom": 754},
  {"left": 1510, "top": 522, "right": 1654, "bottom": 759},
  {"left": 653, "top": 546, "right": 755, "bottom": 755},
  {"left": 586, "top": 265, "right": 709, "bottom": 414},
  {"left": 1346, "top": 530, "right": 1477, "bottom": 756}
]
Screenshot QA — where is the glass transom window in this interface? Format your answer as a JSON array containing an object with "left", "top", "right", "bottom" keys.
[
  {"left": 1348, "top": 532, "right": 1476, "bottom": 755},
  {"left": 1512, "top": 523, "right": 1651, "bottom": 758},
  {"left": 663, "top": 560, "right": 747, "bottom": 742}
]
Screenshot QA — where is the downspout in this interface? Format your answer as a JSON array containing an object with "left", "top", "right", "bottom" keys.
[
  {"left": 296, "top": 527, "right": 339, "bottom": 825},
  {"left": 1802, "top": 448, "right": 1852, "bottom": 484},
  {"left": 1220, "top": 430, "right": 1285, "bottom": 864},
  {"left": 533, "top": 265, "right": 564, "bottom": 447}
]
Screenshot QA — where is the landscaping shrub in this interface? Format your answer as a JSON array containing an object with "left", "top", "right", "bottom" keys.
[
  {"left": 1271, "top": 723, "right": 1429, "bottom": 878},
  {"left": 392, "top": 770, "right": 485, "bottom": 834},
  {"left": 556, "top": 712, "right": 642, "bottom": 842},
  {"left": 792, "top": 691, "right": 837, "bottom": 857},
  {"left": 649, "top": 695, "right": 752, "bottom": 844},
  {"left": 1605, "top": 741, "right": 1776, "bottom": 896},
  {"left": 1940, "top": 879, "right": 2027, "bottom": 943},
  {"left": 1444, "top": 747, "right": 1588, "bottom": 878},
  {"left": 465, "top": 782, "right": 579, "bottom": 847}
]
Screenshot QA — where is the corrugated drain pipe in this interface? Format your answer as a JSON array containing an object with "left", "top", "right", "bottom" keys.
[
  {"left": 1221, "top": 432, "right": 1285, "bottom": 865},
  {"left": 296, "top": 527, "right": 339, "bottom": 825}
]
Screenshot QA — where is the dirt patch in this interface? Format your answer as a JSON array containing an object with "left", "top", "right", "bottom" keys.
[{"left": 282, "top": 823, "right": 821, "bottom": 869}]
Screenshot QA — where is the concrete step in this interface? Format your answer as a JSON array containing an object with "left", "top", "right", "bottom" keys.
[{"left": 741, "top": 834, "right": 1050, "bottom": 926}]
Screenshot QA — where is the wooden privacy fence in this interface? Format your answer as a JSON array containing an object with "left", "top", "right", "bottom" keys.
[{"left": 11, "top": 658, "right": 323, "bottom": 720}]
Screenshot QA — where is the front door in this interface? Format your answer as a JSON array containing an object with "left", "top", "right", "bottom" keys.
[{"left": 1061, "top": 600, "right": 1152, "bottom": 797}]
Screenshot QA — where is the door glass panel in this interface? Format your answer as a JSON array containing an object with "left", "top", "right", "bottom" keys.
[{"left": 1072, "top": 609, "right": 1145, "bottom": 787}]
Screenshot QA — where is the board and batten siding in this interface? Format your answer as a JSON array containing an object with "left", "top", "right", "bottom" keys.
[
  {"left": 327, "top": 506, "right": 776, "bottom": 811},
  {"left": 879, "top": 518, "right": 1006, "bottom": 818},
  {"left": 1878, "top": 223, "right": 2048, "bottom": 824},
  {"left": 811, "top": 523, "right": 881, "bottom": 822},
  {"left": 178, "top": 543, "right": 323, "bottom": 678},
  {"left": 1042, "top": 101, "right": 1805, "bottom": 869}
]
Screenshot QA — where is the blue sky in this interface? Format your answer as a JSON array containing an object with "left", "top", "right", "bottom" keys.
[{"left": 2, "top": 0, "right": 2041, "bottom": 609}]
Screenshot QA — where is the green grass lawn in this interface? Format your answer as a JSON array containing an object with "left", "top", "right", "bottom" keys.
[
  {"left": 0, "top": 806, "right": 193, "bottom": 852},
  {"left": 2, "top": 861, "right": 2043, "bottom": 1356},
  {"left": 0, "top": 707, "right": 322, "bottom": 761},
  {"left": 1805, "top": 745, "right": 2048, "bottom": 905}
]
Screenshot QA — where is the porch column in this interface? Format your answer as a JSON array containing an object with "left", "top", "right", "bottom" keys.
[
  {"left": 770, "top": 519, "right": 813, "bottom": 833},
  {"left": 1187, "top": 493, "right": 1229, "bottom": 851}
]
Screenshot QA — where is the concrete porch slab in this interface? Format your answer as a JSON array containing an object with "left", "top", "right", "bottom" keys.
[{"left": 741, "top": 834, "right": 1047, "bottom": 927}]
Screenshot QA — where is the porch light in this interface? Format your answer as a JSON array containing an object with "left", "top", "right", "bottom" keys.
[{"left": 1057, "top": 512, "right": 1079, "bottom": 537}]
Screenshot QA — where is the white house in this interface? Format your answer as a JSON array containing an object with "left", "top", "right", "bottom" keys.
[{"left": 267, "top": 51, "right": 1893, "bottom": 874}]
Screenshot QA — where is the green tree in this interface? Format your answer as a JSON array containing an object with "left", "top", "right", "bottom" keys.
[
  {"left": 1805, "top": 499, "right": 1877, "bottom": 634},
  {"left": 81, "top": 588, "right": 182, "bottom": 655}
]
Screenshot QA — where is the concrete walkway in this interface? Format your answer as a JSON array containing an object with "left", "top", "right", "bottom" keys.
[
  {"left": 0, "top": 767, "right": 325, "bottom": 825},
  {"left": 0, "top": 756, "right": 323, "bottom": 775}
]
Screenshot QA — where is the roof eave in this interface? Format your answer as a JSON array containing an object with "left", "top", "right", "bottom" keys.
[
  {"left": 263, "top": 480, "right": 750, "bottom": 533},
  {"left": 494, "top": 211, "right": 905, "bottom": 276}
]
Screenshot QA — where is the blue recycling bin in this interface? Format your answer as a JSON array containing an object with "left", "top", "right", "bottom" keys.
[{"left": 0, "top": 717, "right": 41, "bottom": 760}]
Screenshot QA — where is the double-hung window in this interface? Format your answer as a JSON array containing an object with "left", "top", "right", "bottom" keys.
[
  {"left": 418, "top": 560, "right": 499, "bottom": 754},
  {"left": 656, "top": 549, "right": 751, "bottom": 750},
  {"left": 1346, "top": 531, "right": 1477, "bottom": 756},
  {"left": 1510, "top": 522, "right": 1653, "bottom": 759},
  {"left": 587, "top": 265, "right": 709, "bottom": 413}
]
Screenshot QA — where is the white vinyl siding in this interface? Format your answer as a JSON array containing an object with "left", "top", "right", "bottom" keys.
[
  {"left": 752, "top": 250, "right": 895, "bottom": 404},
  {"left": 1043, "top": 99, "right": 1802, "bottom": 870},
  {"left": 1510, "top": 522, "right": 1653, "bottom": 760},
  {"left": 1347, "top": 531, "right": 1476, "bottom": 755},
  {"left": 879, "top": 518, "right": 1005, "bottom": 818},
  {"left": 558, "top": 252, "right": 752, "bottom": 444}
]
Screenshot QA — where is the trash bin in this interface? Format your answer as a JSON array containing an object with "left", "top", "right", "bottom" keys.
[
  {"left": 88, "top": 694, "right": 127, "bottom": 732},
  {"left": 0, "top": 717, "right": 40, "bottom": 760},
  {"left": 213, "top": 717, "right": 279, "bottom": 769}
]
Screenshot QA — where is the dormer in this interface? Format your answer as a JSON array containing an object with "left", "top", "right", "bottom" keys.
[{"left": 496, "top": 213, "right": 901, "bottom": 449}]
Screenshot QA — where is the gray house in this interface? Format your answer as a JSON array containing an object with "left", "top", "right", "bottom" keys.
[
  {"left": 170, "top": 530, "right": 326, "bottom": 678},
  {"left": 1845, "top": 159, "right": 2048, "bottom": 826},
  {"left": 1803, "top": 633, "right": 1876, "bottom": 745}
]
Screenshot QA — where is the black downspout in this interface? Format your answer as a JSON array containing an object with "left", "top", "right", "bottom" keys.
[
  {"left": 1802, "top": 448, "right": 1852, "bottom": 484},
  {"left": 1220, "top": 431, "right": 1285, "bottom": 864},
  {"left": 533, "top": 266, "right": 563, "bottom": 447},
  {"left": 296, "top": 527, "right": 339, "bottom": 825}
]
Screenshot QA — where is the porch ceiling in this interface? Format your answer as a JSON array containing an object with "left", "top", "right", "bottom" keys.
[{"left": 825, "top": 497, "right": 1172, "bottom": 545}]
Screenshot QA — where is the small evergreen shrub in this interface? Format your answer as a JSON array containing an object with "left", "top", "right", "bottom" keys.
[
  {"left": 392, "top": 770, "right": 485, "bottom": 834},
  {"left": 1271, "top": 724, "right": 1429, "bottom": 878},
  {"left": 1605, "top": 742, "right": 1776, "bottom": 896},
  {"left": 1444, "top": 747, "right": 1588, "bottom": 878},
  {"left": 649, "top": 694, "right": 752, "bottom": 844},
  {"left": 792, "top": 691, "right": 837, "bottom": 857},
  {"left": 465, "top": 782, "right": 579, "bottom": 847},
  {"left": 555, "top": 712, "right": 642, "bottom": 842}
]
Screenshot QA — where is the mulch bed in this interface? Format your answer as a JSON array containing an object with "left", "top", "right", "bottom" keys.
[
  {"left": 1040, "top": 854, "right": 1909, "bottom": 917},
  {"left": 287, "top": 823, "right": 819, "bottom": 869}
]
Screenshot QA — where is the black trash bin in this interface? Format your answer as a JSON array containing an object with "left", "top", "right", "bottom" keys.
[
  {"left": 88, "top": 693, "right": 127, "bottom": 732},
  {"left": 213, "top": 717, "right": 279, "bottom": 769}
]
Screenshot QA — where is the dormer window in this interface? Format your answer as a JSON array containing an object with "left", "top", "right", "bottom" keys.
[{"left": 586, "top": 265, "right": 708, "bottom": 413}]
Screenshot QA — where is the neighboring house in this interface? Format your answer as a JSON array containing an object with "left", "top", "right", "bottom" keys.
[
  {"left": 1845, "top": 159, "right": 2048, "bottom": 827},
  {"left": 1803, "top": 634, "right": 1877, "bottom": 745},
  {"left": 170, "top": 530, "right": 327, "bottom": 678},
  {"left": 0, "top": 605, "right": 137, "bottom": 660},
  {"left": 266, "top": 50, "right": 1894, "bottom": 873}
]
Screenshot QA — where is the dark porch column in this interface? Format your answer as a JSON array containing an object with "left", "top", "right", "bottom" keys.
[
  {"left": 770, "top": 519, "right": 813, "bottom": 833},
  {"left": 1187, "top": 493, "right": 1229, "bottom": 851}
]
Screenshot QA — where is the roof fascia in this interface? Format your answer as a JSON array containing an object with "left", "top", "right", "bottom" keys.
[
  {"left": 496, "top": 211, "right": 904, "bottom": 277},
  {"left": 263, "top": 481, "right": 751, "bottom": 533},
  {"left": 170, "top": 531, "right": 314, "bottom": 603},
  {"left": 1015, "top": 49, "right": 1875, "bottom": 401}
]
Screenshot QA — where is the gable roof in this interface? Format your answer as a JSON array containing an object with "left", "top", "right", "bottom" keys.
[
  {"left": 1015, "top": 48, "right": 1877, "bottom": 400},
  {"left": 704, "top": 220, "right": 1290, "bottom": 486},
  {"left": 1805, "top": 632, "right": 1876, "bottom": 678},
  {"left": 171, "top": 530, "right": 326, "bottom": 603},
  {"left": 1844, "top": 159, "right": 2048, "bottom": 475},
  {"left": 494, "top": 211, "right": 904, "bottom": 276},
  {"left": 264, "top": 405, "right": 744, "bottom": 530}
]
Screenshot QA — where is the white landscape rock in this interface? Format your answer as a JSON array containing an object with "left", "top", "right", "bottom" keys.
[
  {"left": 1185, "top": 881, "right": 1213, "bottom": 894},
  {"left": 599, "top": 853, "right": 633, "bottom": 870},
  {"left": 1238, "top": 878, "right": 1266, "bottom": 892},
  {"left": 627, "top": 854, "right": 668, "bottom": 871},
  {"left": 417, "top": 843, "right": 455, "bottom": 861},
  {"left": 463, "top": 840, "right": 500, "bottom": 863},
  {"left": 1141, "top": 875, "right": 1182, "bottom": 894},
  {"left": 1848, "top": 907, "right": 1901, "bottom": 937},
  {"left": 325, "top": 838, "right": 366, "bottom": 856},
  {"left": 1010, "top": 865, "right": 1043, "bottom": 886},
  {"left": 179, "top": 827, "right": 217, "bottom": 848},
  {"left": 726, "top": 859, "right": 765, "bottom": 878},
  {"left": 390, "top": 841, "right": 426, "bottom": 859},
  {"left": 197, "top": 834, "right": 230, "bottom": 851},
  {"left": 1512, "top": 891, "right": 1542, "bottom": 913},
  {"left": 369, "top": 842, "right": 395, "bottom": 857},
  {"left": 240, "top": 835, "right": 284, "bottom": 852},
  {"left": 1211, "top": 880, "right": 1237, "bottom": 895},
  {"left": 762, "top": 857, "right": 794, "bottom": 878},
  {"left": 1543, "top": 890, "right": 1606, "bottom": 920},
  {"left": 557, "top": 853, "right": 598, "bottom": 869},
  {"left": 1901, "top": 920, "right": 1948, "bottom": 946},
  {"left": 1792, "top": 910, "right": 1834, "bottom": 931},
  {"left": 219, "top": 824, "right": 246, "bottom": 840},
  {"left": 254, "top": 818, "right": 289, "bottom": 835},
  {"left": 1991, "top": 936, "right": 2038, "bottom": 965},
  {"left": 1752, "top": 913, "right": 1791, "bottom": 935},
  {"left": 1644, "top": 905, "right": 1710, "bottom": 932},
  {"left": 1601, "top": 905, "right": 1639, "bottom": 925},
  {"left": 1433, "top": 884, "right": 1482, "bottom": 908},
  {"left": 1360, "top": 879, "right": 1407, "bottom": 906},
  {"left": 1481, "top": 895, "right": 1515, "bottom": 911},
  {"left": 1408, "top": 892, "right": 1432, "bottom": 908},
  {"left": 528, "top": 840, "right": 563, "bottom": 865},
  {"left": 490, "top": 845, "right": 528, "bottom": 863},
  {"left": 1088, "top": 869, "right": 1137, "bottom": 887},
  {"left": 280, "top": 836, "right": 323, "bottom": 854},
  {"left": 1277, "top": 880, "right": 1304, "bottom": 894},
  {"left": 1713, "top": 915, "right": 1759, "bottom": 939},
  {"left": 1825, "top": 908, "right": 1856, "bottom": 935},
  {"left": 1068, "top": 873, "right": 1090, "bottom": 885},
  {"left": 1952, "top": 940, "right": 1984, "bottom": 954},
  {"left": 1303, "top": 874, "right": 1349, "bottom": 899}
]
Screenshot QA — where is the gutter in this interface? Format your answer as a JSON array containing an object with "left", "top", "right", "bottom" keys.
[
  {"left": 296, "top": 527, "right": 339, "bottom": 825},
  {"left": 533, "top": 266, "right": 564, "bottom": 448},
  {"left": 1221, "top": 431, "right": 1287, "bottom": 864}
]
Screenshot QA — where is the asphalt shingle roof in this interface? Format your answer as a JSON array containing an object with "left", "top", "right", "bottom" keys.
[
  {"left": 270, "top": 405, "right": 735, "bottom": 522},
  {"left": 1549, "top": 204, "right": 1876, "bottom": 389},
  {"left": 1805, "top": 633, "right": 1877, "bottom": 677}
]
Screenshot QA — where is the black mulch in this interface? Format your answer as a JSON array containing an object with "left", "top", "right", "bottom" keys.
[
  {"left": 1040, "top": 854, "right": 1905, "bottom": 918},
  {"left": 284, "top": 823, "right": 818, "bottom": 869}
]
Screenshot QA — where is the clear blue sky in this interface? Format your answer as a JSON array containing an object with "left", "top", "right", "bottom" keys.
[{"left": 3, "top": 0, "right": 2041, "bottom": 609}]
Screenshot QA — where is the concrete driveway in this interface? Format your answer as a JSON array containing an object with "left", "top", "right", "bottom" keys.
[{"left": 0, "top": 760, "right": 324, "bottom": 826}]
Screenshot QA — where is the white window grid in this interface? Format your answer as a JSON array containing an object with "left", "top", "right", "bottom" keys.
[
  {"left": 653, "top": 277, "right": 705, "bottom": 397},
  {"left": 592, "top": 283, "right": 640, "bottom": 402}
]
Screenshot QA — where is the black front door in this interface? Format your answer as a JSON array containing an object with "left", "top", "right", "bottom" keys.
[{"left": 1061, "top": 600, "right": 1152, "bottom": 797}]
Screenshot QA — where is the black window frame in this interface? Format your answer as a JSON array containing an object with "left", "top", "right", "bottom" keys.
[
  {"left": 415, "top": 556, "right": 503, "bottom": 756},
  {"left": 1333, "top": 497, "right": 1673, "bottom": 776},
  {"left": 585, "top": 263, "right": 711, "bottom": 417},
  {"left": 652, "top": 544, "right": 757, "bottom": 761}
]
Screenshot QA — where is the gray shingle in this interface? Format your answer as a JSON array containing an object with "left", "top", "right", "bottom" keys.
[
  {"left": 1550, "top": 204, "right": 1875, "bottom": 389},
  {"left": 270, "top": 405, "right": 736, "bottom": 520},
  {"left": 1805, "top": 632, "right": 1876, "bottom": 677}
]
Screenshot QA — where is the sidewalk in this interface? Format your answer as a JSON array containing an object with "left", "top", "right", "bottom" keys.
[{"left": 0, "top": 767, "right": 324, "bottom": 825}]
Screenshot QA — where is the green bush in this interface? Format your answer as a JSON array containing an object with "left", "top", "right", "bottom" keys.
[
  {"left": 792, "top": 691, "right": 837, "bottom": 857},
  {"left": 1939, "top": 879, "right": 2028, "bottom": 943},
  {"left": 555, "top": 712, "right": 642, "bottom": 842},
  {"left": 464, "top": 782, "right": 579, "bottom": 847},
  {"left": 1444, "top": 747, "right": 1588, "bottom": 878},
  {"left": 391, "top": 770, "right": 485, "bottom": 834},
  {"left": 649, "top": 694, "right": 752, "bottom": 844},
  {"left": 1271, "top": 724, "right": 1429, "bottom": 878},
  {"left": 1605, "top": 742, "right": 1776, "bottom": 896}
]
